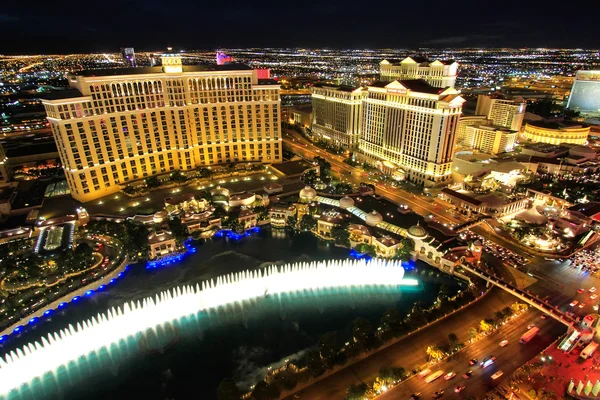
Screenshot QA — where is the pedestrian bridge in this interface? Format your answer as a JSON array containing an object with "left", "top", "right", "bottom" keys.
[{"left": 458, "top": 263, "right": 575, "bottom": 327}]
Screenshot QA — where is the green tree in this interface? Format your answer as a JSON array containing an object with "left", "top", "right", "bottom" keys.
[
  {"left": 171, "top": 170, "right": 187, "bottom": 182},
  {"left": 468, "top": 327, "right": 478, "bottom": 340},
  {"left": 346, "top": 382, "right": 370, "bottom": 400},
  {"left": 426, "top": 345, "right": 445, "bottom": 361},
  {"left": 250, "top": 381, "right": 279, "bottom": 400},
  {"left": 438, "top": 284, "right": 451, "bottom": 299},
  {"left": 305, "top": 350, "right": 325, "bottom": 377},
  {"left": 352, "top": 317, "right": 374, "bottom": 346},
  {"left": 355, "top": 243, "right": 376, "bottom": 257},
  {"left": 286, "top": 215, "right": 297, "bottom": 228},
  {"left": 501, "top": 306, "right": 513, "bottom": 319},
  {"left": 331, "top": 226, "right": 350, "bottom": 247},
  {"left": 494, "top": 310, "right": 505, "bottom": 325},
  {"left": 379, "top": 366, "right": 405, "bottom": 384},
  {"left": 145, "top": 176, "right": 160, "bottom": 188},
  {"left": 394, "top": 238, "right": 414, "bottom": 262},
  {"left": 479, "top": 319, "right": 494, "bottom": 332},
  {"left": 168, "top": 216, "right": 188, "bottom": 242},
  {"left": 300, "top": 214, "right": 316, "bottom": 231},
  {"left": 319, "top": 331, "right": 339, "bottom": 368},
  {"left": 380, "top": 308, "right": 403, "bottom": 333},
  {"left": 448, "top": 332, "right": 459, "bottom": 351},
  {"left": 217, "top": 378, "right": 241, "bottom": 400}
]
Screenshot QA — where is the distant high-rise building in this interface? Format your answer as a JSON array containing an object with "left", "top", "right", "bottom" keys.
[
  {"left": 149, "top": 54, "right": 157, "bottom": 67},
  {"left": 567, "top": 70, "right": 600, "bottom": 117},
  {"left": 463, "top": 125, "right": 517, "bottom": 155},
  {"left": 358, "top": 80, "right": 464, "bottom": 187},
  {"left": 379, "top": 57, "right": 458, "bottom": 88},
  {"left": 311, "top": 84, "right": 366, "bottom": 150},
  {"left": 41, "top": 55, "right": 282, "bottom": 202},
  {"left": 121, "top": 47, "right": 136, "bottom": 67},
  {"left": 476, "top": 95, "right": 526, "bottom": 131}
]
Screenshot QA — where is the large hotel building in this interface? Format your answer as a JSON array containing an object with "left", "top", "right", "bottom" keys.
[
  {"left": 311, "top": 84, "right": 366, "bottom": 149},
  {"left": 358, "top": 80, "right": 464, "bottom": 187},
  {"left": 379, "top": 57, "right": 458, "bottom": 88},
  {"left": 475, "top": 95, "right": 526, "bottom": 132},
  {"left": 42, "top": 55, "right": 282, "bottom": 202}
]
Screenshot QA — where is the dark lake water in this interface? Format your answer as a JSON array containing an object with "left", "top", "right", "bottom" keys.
[{"left": 1, "top": 228, "right": 464, "bottom": 400}]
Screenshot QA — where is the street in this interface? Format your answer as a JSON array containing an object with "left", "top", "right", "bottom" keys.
[
  {"left": 285, "top": 288, "right": 565, "bottom": 400},
  {"left": 377, "top": 309, "right": 564, "bottom": 400}
]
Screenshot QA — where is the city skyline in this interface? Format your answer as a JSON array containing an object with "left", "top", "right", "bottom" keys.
[{"left": 2, "top": 0, "right": 600, "bottom": 54}]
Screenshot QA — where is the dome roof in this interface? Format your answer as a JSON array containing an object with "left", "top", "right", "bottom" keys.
[
  {"left": 407, "top": 223, "right": 427, "bottom": 239},
  {"left": 210, "top": 185, "right": 230, "bottom": 197},
  {"left": 299, "top": 186, "right": 317, "bottom": 202},
  {"left": 365, "top": 210, "right": 383, "bottom": 226},
  {"left": 339, "top": 196, "right": 355, "bottom": 209}
]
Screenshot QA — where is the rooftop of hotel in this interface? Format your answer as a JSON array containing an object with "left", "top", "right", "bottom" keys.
[
  {"left": 69, "top": 63, "right": 253, "bottom": 78},
  {"left": 380, "top": 57, "right": 456, "bottom": 66},
  {"left": 369, "top": 79, "right": 447, "bottom": 95},
  {"left": 527, "top": 119, "right": 589, "bottom": 130},
  {"left": 312, "top": 83, "right": 360, "bottom": 92},
  {"left": 148, "top": 230, "right": 174, "bottom": 244},
  {"left": 568, "top": 202, "right": 600, "bottom": 217},
  {"left": 522, "top": 142, "right": 569, "bottom": 153}
]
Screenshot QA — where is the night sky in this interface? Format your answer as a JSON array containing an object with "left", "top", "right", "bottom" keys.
[{"left": 1, "top": 0, "right": 598, "bottom": 54}]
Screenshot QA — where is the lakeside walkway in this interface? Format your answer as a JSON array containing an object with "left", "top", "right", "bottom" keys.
[{"left": 0, "top": 255, "right": 128, "bottom": 338}]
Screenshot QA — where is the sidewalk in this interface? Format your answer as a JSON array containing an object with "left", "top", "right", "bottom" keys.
[{"left": 0, "top": 253, "right": 128, "bottom": 338}]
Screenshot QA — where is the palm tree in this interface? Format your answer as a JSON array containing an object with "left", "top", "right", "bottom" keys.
[
  {"left": 426, "top": 345, "right": 445, "bottom": 361},
  {"left": 448, "top": 333, "right": 459, "bottom": 351},
  {"left": 468, "top": 327, "right": 478, "bottom": 340}
]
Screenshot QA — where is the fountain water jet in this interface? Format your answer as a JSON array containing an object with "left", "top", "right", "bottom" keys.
[{"left": 0, "top": 258, "right": 415, "bottom": 396}]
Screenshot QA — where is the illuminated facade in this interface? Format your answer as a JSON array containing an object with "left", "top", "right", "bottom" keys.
[
  {"left": 42, "top": 55, "right": 282, "bottom": 202},
  {"left": 358, "top": 80, "right": 464, "bottom": 187},
  {"left": 456, "top": 115, "right": 489, "bottom": 145},
  {"left": 567, "top": 71, "right": 600, "bottom": 117},
  {"left": 311, "top": 84, "right": 366, "bottom": 149},
  {"left": 476, "top": 95, "right": 526, "bottom": 131},
  {"left": 463, "top": 124, "right": 517, "bottom": 155},
  {"left": 523, "top": 121, "right": 589, "bottom": 145},
  {"left": 379, "top": 57, "right": 458, "bottom": 88}
]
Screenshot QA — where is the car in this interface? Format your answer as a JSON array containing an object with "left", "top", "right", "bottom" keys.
[
  {"left": 409, "top": 393, "right": 421, "bottom": 400},
  {"left": 499, "top": 340, "right": 508, "bottom": 347},
  {"left": 527, "top": 323, "right": 535, "bottom": 330},
  {"left": 578, "top": 288, "right": 585, "bottom": 293},
  {"left": 444, "top": 372, "right": 456, "bottom": 380},
  {"left": 432, "top": 390, "right": 444, "bottom": 399},
  {"left": 454, "top": 385, "right": 466, "bottom": 393},
  {"left": 491, "top": 371, "right": 504, "bottom": 380},
  {"left": 590, "top": 287, "right": 597, "bottom": 293},
  {"left": 482, "top": 357, "right": 496, "bottom": 368},
  {"left": 463, "top": 370, "right": 473, "bottom": 379},
  {"left": 469, "top": 358, "right": 478, "bottom": 365},
  {"left": 570, "top": 300, "right": 579, "bottom": 307},
  {"left": 580, "top": 303, "right": 586, "bottom": 308},
  {"left": 418, "top": 369, "right": 431, "bottom": 378},
  {"left": 591, "top": 294, "right": 598, "bottom": 300}
]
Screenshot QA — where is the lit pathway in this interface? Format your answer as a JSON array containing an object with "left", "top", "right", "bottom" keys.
[
  {"left": 315, "top": 196, "right": 408, "bottom": 237},
  {"left": 0, "top": 256, "right": 128, "bottom": 338}
]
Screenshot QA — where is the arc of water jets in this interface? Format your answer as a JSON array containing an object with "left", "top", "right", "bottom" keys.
[{"left": 0, "top": 258, "right": 415, "bottom": 396}]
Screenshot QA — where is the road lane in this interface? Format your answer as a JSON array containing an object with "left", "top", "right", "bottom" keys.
[{"left": 285, "top": 288, "right": 537, "bottom": 400}]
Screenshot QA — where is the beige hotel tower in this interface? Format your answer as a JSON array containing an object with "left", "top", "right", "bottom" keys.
[{"left": 42, "top": 55, "right": 282, "bottom": 202}]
